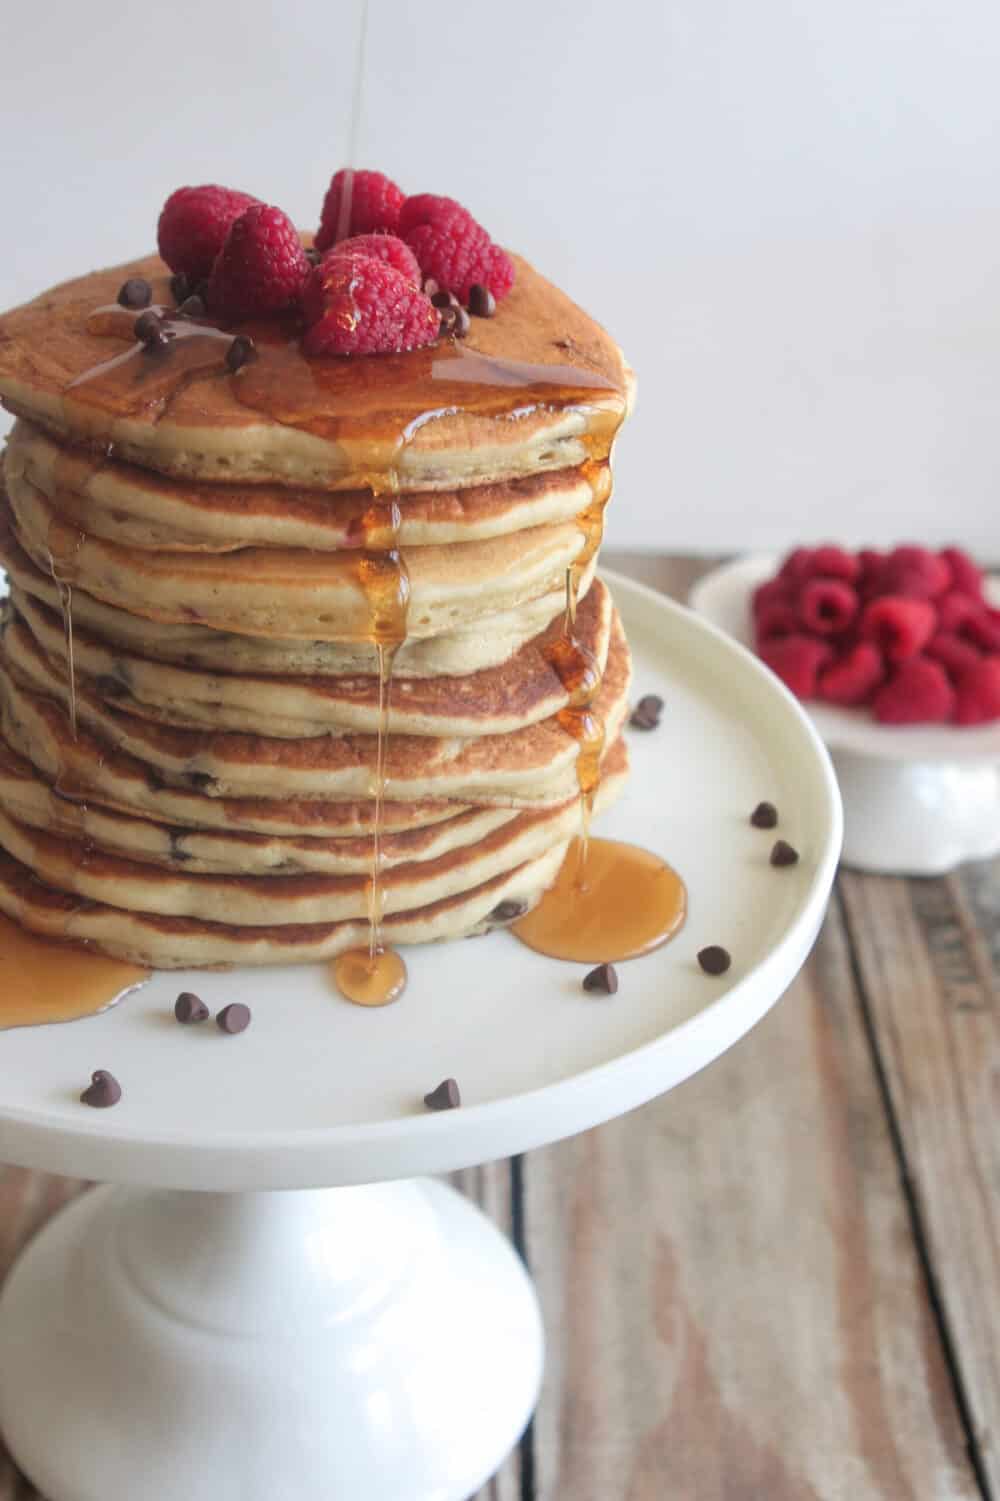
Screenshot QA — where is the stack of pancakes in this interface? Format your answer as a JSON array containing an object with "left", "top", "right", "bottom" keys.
[{"left": 0, "top": 252, "right": 634, "bottom": 968}]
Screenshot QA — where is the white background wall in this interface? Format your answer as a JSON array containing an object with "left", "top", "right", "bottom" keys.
[{"left": 2, "top": 0, "right": 998, "bottom": 555}]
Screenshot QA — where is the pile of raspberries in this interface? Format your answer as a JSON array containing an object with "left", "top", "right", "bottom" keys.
[
  {"left": 754, "top": 545, "right": 1000, "bottom": 726},
  {"left": 155, "top": 170, "right": 514, "bottom": 356}
]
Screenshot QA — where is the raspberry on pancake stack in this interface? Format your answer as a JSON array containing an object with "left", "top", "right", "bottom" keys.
[{"left": 0, "top": 170, "right": 635, "bottom": 995}]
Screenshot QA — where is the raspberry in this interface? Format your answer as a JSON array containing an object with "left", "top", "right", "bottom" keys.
[
  {"left": 803, "top": 545, "right": 860, "bottom": 583},
  {"left": 301, "top": 254, "right": 440, "bottom": 356},
  {"left": 778, "top": 547, "right": 815, "bottom": 584},
  {"left": 798, "top": 578, "right": 859, "bottom": 635},
  {"left": 817, "top": 643, "right": 885, "bottom": 707},
  {"left": 398, "top": 194, "right": 475, "bottom": 238},
  {"left": 883, "top": 545, "right": 952, "bottom": 599},
  {"left": 859, "top": 595, "right": 935, "bottom": 662},
  {"left": 315, "top": 169, "right": 405, "bottom": 250},
  {"left": 400, "top": 193, "right": 514, "bottom": 302},
  {"left": 858, "top": 549, "right": 887, "bottom": 596},
  {"left": 157, "top": 185, "right": 260, "bottom": 280},
  {"left": 940, "top": 546, "right": 983, "bottom": 599},
  {"left": 755, "top": 601, "right": 799, "bottom": 641},
  {"left": 937, "top": 590, "right": 981, "bottom": 633},
  {"left": 751, "top": 578, "right": 793, "bottom": 618},
  {"left": 758, "top": 635, "right": 832, "bottom": 699},
  {"left": 321, "top": 233, "right": 420, "bottom": 285},
  {"left": 926, "top": 632, "right": 982, "bottom": 681},
  {"left": 955, "top": 657, "right": 1000, "bottom": 725},
  {"left": 963, "top": 607, "right": 1000, "bottom": 653},
  {"left": 872, "top": 658, "right": 955, "bottom": 725},
  {"left": 206, "top": 205, "right": 310, "bottom": 321}
]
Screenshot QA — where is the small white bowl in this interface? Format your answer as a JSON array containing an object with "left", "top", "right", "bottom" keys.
[{"left": 690, "top": 555, "right": 1000, "bottom": 875}]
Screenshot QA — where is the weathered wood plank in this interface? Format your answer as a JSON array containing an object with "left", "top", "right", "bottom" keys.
[
  {"left": 522, "top": 900, "right": 978, "bottom": 1500},
  {"left": 841, "top": 864, "right": 1000, "bottom": 1495}
]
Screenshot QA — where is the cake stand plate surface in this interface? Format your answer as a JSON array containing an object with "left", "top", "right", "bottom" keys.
[
  {"left": 0, "top": 569, "right": 842, "bottom": 1501},
  {"left": 691, "top": 555, "right": 1000, "bottom": 874}
]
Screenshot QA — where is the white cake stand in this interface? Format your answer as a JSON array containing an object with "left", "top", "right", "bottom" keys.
[
  {"left": 691, "top": 556, "right": 1000, "bottom": 876},
  {"left": 0, "top": 570, "right": 842, "bottom": 1501}
]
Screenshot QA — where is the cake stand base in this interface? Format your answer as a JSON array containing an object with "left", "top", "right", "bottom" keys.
[
  {"left": 833, "top": 748, "right": 1000, "bottom": 874},
  {"left": 0, "top": 1179, "right": 543, "bottom": 1501}
]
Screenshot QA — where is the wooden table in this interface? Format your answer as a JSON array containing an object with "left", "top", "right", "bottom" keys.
[{"left": 1, "top": 555, "right": 997, "bottom": 1501}]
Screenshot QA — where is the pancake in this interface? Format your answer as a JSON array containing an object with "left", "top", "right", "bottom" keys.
[
  {"left": 0, "top": 735, "right": 518, "bottom": 874},
  {"left": 7, "top": 420, "right": 607, "bottom": 551},
  {"left": 1, "top": 606, "right": 632, "bottom": 804},
  {"left": 0, "top": 517, "right": 597, "bottom": 679},
  {"left": 0, "top": 741, "right": 627, "bottom": 926},
  {"left": 11, "top": 575, "right": 612, "bottom": 738},
  {"left": 4, "top": 471, "right": 590, "bottom": 640},
  {"left": 0, "top": 254, "right": 633, "bottom": 490},
  {"left": 0, "top": 841, "right": 569, "bottom": 968},
  {"left": 0, "top": 666, "right": 481, "bottom": 838}
]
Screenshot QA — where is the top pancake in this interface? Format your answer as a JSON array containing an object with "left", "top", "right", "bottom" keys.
[{"left": 0, "top": 254, "right": 633, "bottom": 490}]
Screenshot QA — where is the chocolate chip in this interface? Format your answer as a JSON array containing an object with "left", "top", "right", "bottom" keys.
[
  {"left": 422, "top": 278, "right": 440, "bottom": 298},
  {"left": 490, "top": 899, "right": 527, "bottom": 923},
  {"left": 174, "top": 990, "right": 209, "bottom": 1024},
  {"left": 305, "top": 247, "right": 322, "bottom": 266},
  {"left": 438, "top": 306, "right": 458, "bottom": 336},
  {"left": 95, "top": 674, "right": 127, "bottom": 699},
  {"left": 751, "top": 801, "right": 778, "bottom": 829},
  {"left": 134, "top": 310, "right": 168, "bottom": 350},
  {"left": 169, "top": 272, "right": 192, "bottom": 304},
  {"left": 117, "top": 277, "right": 152, "bottom": 310},
  {"left": 431, "top": 289, "right": 460, "bottom": 310},
  {"left": 697, "top": 945, "right": 731, "bottom": 976},
  {"left": 178, "top": 294, "right": 206, "bottom": 318},
  {"left": 770, "top": 839, "right": 800, "bottom": 867},
  {"left": 216, "top": 1002, "right": 251, "bottom": 1034},
  {"left": 582, "top": 962, "right": 618, "bottom": 994},
  {"left": 80, "top": 1069, "right": 121, "bottom": 1108},
  {"left": 629, "top": 693, "right": 664, "bottom": 730},
  {"left": 453, "top": 307, "right": 471, "bottom": 339},
  {"left": 468, "top": 283, "right": 496, "bottom": 318},
  {"left": 423, "top": 1077, "right": 461, "bottom": 1111},
  {"left": 226, "top": 335, "right": 257, "bottom": 373},
  {"left": 168, "top": 831, "right": 192, "bottom": 863}
]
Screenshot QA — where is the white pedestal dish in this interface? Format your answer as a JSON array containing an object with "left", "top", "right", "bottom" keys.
[
  {"left": 0, "top": 571, "right": 842, "bottom": 1501},
  {"left": 691, "top": 556, "right": 1000, "bottom": 876}
]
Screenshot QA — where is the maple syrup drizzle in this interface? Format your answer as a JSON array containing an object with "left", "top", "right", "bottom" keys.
[
  {"left": 330, "top": 493, "right": 410, "bottom": 1005},
  {"left": 0, "top": 913, "right": 148, "bottom": 1029},
  {"left": 513, "top": 837, "right": 687, "bottom": 963}
]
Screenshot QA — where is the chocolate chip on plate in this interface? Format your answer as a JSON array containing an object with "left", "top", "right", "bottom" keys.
[
  {"left": 629, "top": 694, "right": 664, "bottom": 731},
  {"left": 177, "top": 294, "right": 206, "bottom": 318},
  {"left": 453, "top": 307, "right": 471, "bottom": 339},
  {"left": 216, "top": 1002, "right": 252, "bottom": 1034},
  {"left": 770, "top": 839, "right": 800, "bottom": 867},
  {"left": 169, "top": 271, "right": 192, "bottom": 304},
  {"left": 424, "top": 1077, "right": 462, "bottom": 1111},
  {"left": 80, "top": 1069, "right": 122, "bottom": 1109},
  {"left": 431, "top": 289, "right": 460, "bottom": 310},
  {"left": 117, "top": 277, "right": 152, "bottom": 310},
  {"left": 697, "top": 945, "right": 731, "bottom": 976},
  {"left": 582, "top": 962, "right": 618, "bottom": 994},
  {"left": 305, "top": 246, "right": 322, "bottom": 266},
  {"left": 468, "top": 283, "right": 496, "bottom": 318},
  {"left": 437, "top": 305, "right": 459, "bottom": 336},
  {"left": 751, "top": 801, "right": 778, "bottom": 829},
  {"left": 225, "top": 334, "right": 257, "bottom": 373},
  {"left": 175, "top": 991, "right": 209, "bottom": 1025}
]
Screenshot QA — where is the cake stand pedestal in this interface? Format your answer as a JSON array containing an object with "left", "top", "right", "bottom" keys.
[
  {"left": 691, "top": 556, "right": 1000, "bottom": 876},
  {"left": 0, "top": 572, "right": 842, "bottom": 1501}
]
